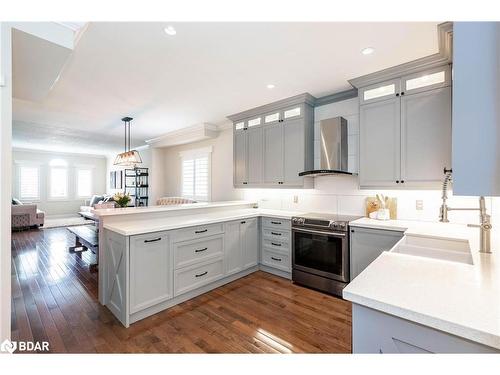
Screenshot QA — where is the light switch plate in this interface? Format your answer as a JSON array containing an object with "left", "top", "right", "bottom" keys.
[{"left": 416, "top": 200, "right": 424, "bottom": 210}]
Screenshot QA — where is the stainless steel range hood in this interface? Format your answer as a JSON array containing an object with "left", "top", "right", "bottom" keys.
[{"left": 299, "top": 116, "right": 354, "bottom": 177}]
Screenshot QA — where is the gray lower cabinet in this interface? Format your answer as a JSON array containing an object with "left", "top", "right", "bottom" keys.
[
  {"left": 350, "top": 226, "right": 404, "bottom": 280},
  {"left": 353, "top": 304, "right": 498, "bottom": 353},
  {"left": 129, "top": 231, "right": 173, "bottom": 314},
  {"left": 223, "top": 218, "right": 259, "bottom": 275},
  {"left": 260, "top": 217, "right": 291, "bottom": 276}
]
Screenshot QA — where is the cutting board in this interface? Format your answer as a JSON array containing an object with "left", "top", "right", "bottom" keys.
[{"left": 365, "top": 196, "right": 397, "bottom": 219}]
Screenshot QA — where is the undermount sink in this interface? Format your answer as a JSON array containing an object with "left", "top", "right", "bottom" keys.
[{"left": 390, "top": 234, "right": 473, "bottom": 265}]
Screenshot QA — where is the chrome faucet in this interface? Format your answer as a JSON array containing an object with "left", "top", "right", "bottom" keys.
[{"left": 439, "top": 168, "right": 492, "bottom": 253}]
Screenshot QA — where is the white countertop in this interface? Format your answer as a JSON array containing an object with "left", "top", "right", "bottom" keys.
[
  {"left": 103, "top": 208, "right": 304, "bottom": 236},
  {"left": 344, "top": 218, "right": 500, "bottom": 350},
  {"left": 93, "top": 200, "right": 257, "bottom": 217}
]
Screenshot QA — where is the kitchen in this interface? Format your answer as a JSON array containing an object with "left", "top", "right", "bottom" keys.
[{"left": 91, "top": 21, "right": 500, "bottom": 354}]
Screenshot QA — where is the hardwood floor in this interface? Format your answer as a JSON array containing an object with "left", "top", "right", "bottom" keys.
[{"left": 11, "top": 227, "right": 352, "bottom": 353}]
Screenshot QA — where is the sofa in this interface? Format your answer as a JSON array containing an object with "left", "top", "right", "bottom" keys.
[
  {"left": 80, "top": 194, "right": 117, "bottom": 213},
  {"left": 156, "top": 197, "right": 197, "bottom": 205},
  {"left": 11, "top": 203, "right": 45, "bottom": 230}
]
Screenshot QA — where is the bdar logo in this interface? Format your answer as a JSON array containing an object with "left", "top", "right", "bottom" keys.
[{"left": 0, "top": 339, "right": 17, "bottom": 354}]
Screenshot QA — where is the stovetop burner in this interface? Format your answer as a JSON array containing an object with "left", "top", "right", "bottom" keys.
[{"left": 291, "top": 212, "right": 362, "bottom": 232}]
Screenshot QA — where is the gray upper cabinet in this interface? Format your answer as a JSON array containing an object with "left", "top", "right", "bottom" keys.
[
  {"left": 263, "top": 122, "right": 283, "bottom": 184},
  {"left": 401, "top": 86, "right": 452, "bottom": 186},
  {"left": 247, "top": 126, "right": 264, "bottom": 184},
  {"left": 228, "top": 93, "right": 315, "bottom": 188},
  {"left": 359, "top": 97, "right": 401, "bottom": 188},
  {"left": 234, "top": 127, "right": 248, "bottom": 186},
  {"left": 357, "top": 65, "right": 452, "bottom": 189}
]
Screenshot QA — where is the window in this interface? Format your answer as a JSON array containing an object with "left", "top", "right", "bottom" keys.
[
  {"left": 49, "top": 159, "right": 68, "bottom": 199},
  {"left": 405, "top": 71, "right": 446, "bottom": 91},
  {"left": 77, "top": 169, "right": 92, "bottom": 198},
  {"left": 19, "top": 166, "right": 40, "bottom": 200},
  {"left": 180, "top": 147, "right": 211, "bottom": 201},
  {"left": 363, "top": 83, "right": 396, "bottom": 101}
]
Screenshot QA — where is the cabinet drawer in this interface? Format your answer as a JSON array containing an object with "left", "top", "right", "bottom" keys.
[
  {"left": 174, "top": 258, "right": 224, "bottom": 296},
  {"left": 262, "top": 217, "right": 290, "bottom": 230},
  {"left": 263, "top": 238, "right": 290, "bottom": 253},
  {"left": 131, "top": 231, "right": 169, "bottom": 249},
  {"left": 174, "top": 234, "right": 224, "bottom": 269},
  {"left": 262, "top": 228, "right": 290, "bottom": 242},
  {"left": 173, "top": 223, "right": 224, "bottom": 243},
  {"left": 261, "top": 249, "right": 291, "bottom": 272}
]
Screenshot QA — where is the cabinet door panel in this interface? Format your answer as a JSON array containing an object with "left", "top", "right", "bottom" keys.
[
  {"left": 359, "top": 98, "right": 401, "bottom": 187},
  {"left": 130, "top": 232, "right": 172, "bottom": 314},
  {"left": 283, "top": 118, "right": 304, "bottom": 185},
  {"left": 241, "top": 218, "right": 259, "bottom": 269},
  {"left": 247, "top": 127, "right": 263, "bottom": 184},
  {"left": 224, "top": 221, "right": 242, "bottom": 275},
  {"left": 263, "top": 123, "right": 283, "bottom": 184},
  {"left": 350, "top": 227, "right": 404, "bottom": 280},
  {"left": 401, "top": 87, "right": 452, "bottom": 186},
  {"left": 234, "top": 129, "right": 247, "bottom": 185}
]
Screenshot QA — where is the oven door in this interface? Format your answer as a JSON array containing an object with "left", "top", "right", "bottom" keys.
[{"left": 292, "top": 227, "right": 349, "bottom": 283}]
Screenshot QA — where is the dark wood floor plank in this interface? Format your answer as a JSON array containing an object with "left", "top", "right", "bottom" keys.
[{"left": 11, "top": 227, "right": 352, "bottom": 353}]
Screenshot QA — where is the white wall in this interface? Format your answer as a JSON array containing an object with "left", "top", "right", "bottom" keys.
[
  {"left": 12, "top": 148, "right": 107, "bottom": 216},
  {"left": 160, "top": 128, "right": 242, "bottom": 203}
]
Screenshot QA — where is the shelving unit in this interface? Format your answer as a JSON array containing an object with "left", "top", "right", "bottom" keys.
[{"left": 124, "top": 167, "right": 149, "bottom": 207}]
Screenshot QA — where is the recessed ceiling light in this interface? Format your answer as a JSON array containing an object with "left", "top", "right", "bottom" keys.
[
  {"left": 266, "top": 84, "right": 275, "bottom": 89},
  {"left": 361, "top": 47, "right": 375, "bottom": 55},
  {"left": 164, "top": 26, "right": 176, "bottom": 36}
]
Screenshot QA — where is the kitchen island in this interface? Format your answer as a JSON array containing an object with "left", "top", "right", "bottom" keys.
[
  {"left": 93, "top": 201, "right": 303, "bottom": 327},
  {"left": 344, "top": 218, "right": 500, "bottom": 353}
]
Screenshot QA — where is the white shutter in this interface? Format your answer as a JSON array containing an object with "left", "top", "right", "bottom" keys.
[
  {"left": 50, "top": 168, "right": 68, "bottom": 198},
  {"left": 181, "top": 153, "right": 210, "bottom": 201},
  {"left": 19, "top": 166, "right": 40, "bottom": 200},
  {"left": 77, "top": 169, "right": 92, "bottom": 197}
]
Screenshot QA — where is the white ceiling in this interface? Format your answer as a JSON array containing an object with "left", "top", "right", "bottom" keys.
[{"left": 13, "top": 22, "right": 440, "bottom": 154}]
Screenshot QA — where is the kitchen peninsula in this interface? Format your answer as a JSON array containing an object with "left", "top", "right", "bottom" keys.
[{"left": 93, "top": 201, "right": 302, "bottom": 327}]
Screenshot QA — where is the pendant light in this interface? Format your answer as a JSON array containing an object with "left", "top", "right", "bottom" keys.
[{"left": 113, "top": 117, "right": 143, "bottom": 166}]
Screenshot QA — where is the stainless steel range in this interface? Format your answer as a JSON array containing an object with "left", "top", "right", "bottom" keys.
[{"left": 291, "top": 213, "right": 361, "bottom": 297}]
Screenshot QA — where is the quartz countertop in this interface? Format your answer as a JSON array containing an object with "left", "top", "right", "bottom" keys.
[
  {"left": 103, "top": 208, "right": 304, "bottom": 236},
  {"left": 344, "top": 218, "right": 500, "bottom": 350}
]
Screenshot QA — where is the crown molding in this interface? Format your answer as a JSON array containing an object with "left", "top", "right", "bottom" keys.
[
  {"left": 349, "top": 22, "right": 453, "bottom": 89},
  {"left": 227, "top": 92, "right": 316, "bottom": 122}
]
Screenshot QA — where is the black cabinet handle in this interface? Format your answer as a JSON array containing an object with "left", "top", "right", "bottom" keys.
[
  {"left": 271, "top": 221, "right": 281, "bottom": 225},
  {"left": 144, "top": 238, "right": 161, "bottom": 243},
  {"left": 401, "top": 92, "right": 405, "bottom": 96},
  {"left": 195, "top": 271, "right": 208, "bottom": 278},
  {"left": 195, "top": 229, "right": 208, "bottom": 234},
  {"left": 271, "top": 257, "right": 282, "bottom": 262},
  {"left": 195, "top": 247, "right": 208, "bottom": 253},
  {"left": 396, "top": 180, "right": 400, "bottom": 184},
  {"left": 243, "top": 182, "right": 248, "bottom": 185},
  {"left": 241, "top": 221, "right": 246, "bottom": 224},
  {"left": 396, "top": 93, "right": 400, "bottom": 97},
  {"left": 401, "top": 180, "right": 405, "bottom": 183},
  {"left": 271, "top": 232, "right": 281, "bottom": 236},
  {"left": 271, "top": 242, "right": 282, "bottom": 247}
]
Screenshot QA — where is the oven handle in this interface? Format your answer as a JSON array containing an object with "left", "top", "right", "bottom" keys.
[{"left": 292, "top": 227, "right": 346, "bottom": 237}]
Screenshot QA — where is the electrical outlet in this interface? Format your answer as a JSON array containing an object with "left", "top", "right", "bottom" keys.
[
  {"left": 416, "top": 200, "right": 424, "bottom": 210},
  {"left": 293, "top": 195, "right": 299, "bottom": 204}
]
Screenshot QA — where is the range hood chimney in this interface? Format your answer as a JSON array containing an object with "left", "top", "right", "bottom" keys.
[{"left": 299, "top": 116, "right": 354, "bottom": 177}]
